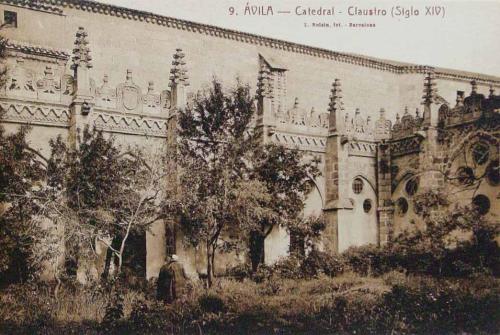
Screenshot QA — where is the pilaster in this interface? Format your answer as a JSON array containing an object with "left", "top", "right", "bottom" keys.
[{"left": 69, "top": 27, "right": 94, "bottom": 148}]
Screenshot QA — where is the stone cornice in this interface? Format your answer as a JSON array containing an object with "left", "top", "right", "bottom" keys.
[
  {"left": 6, "top": 40, "right": 70, "bottom": 61},
  {"left": 2, "top": 0, "right": 500, "bottom": 83},
  {"left": 1, "top": 0, "right": 64, "bottom": 15}
]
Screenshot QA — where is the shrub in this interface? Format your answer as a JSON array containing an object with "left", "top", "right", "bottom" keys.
[
  {"left": 198, "top": 292, "right": 226, "bottom": 314},
  {"left": 301, "top": 249, "right": 346, "bottom": 278}
]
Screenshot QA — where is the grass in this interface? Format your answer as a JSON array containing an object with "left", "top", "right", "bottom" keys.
[{"left": 0, "top": 272, "right": 499, "bottom": 334}]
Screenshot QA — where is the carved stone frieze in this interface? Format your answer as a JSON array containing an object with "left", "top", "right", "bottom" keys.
[
  {"left": 0, "top": 100, "right": 70, "bottom": 127},
  {"left": 91, "top": 111, "right": 168, "bottom": 137},
  {"left": 390, "top": 136, "right": 423, "bottom": 157},
  {"left": 270, "top": 131, "right": 326, "bottom": 153},
  {"left": 347, "top": 140, "right": 377, "bottom": 157}
]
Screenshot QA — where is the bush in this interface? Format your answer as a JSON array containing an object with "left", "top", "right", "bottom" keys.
[
  {"left": 301, "top": 249, "right": 346, "bottom": 278},
  {"left": 198, "top": 292, "right": 226, "bottom": 314}
]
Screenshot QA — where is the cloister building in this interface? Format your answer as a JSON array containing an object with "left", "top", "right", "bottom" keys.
[{"left": 0, "top": 0, "right": 498, "bottom": 280}]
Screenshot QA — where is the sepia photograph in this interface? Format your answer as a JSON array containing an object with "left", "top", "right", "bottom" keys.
[{"left": 0, "top": 0, "right": 499, "bottom": 334}]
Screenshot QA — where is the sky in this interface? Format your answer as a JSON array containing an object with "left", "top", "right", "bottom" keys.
[{"left": 98, "top": 0, "right": 500, "bottom": 76}]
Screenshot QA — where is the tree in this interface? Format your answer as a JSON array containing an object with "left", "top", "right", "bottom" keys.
[
  {"left": 249, "top": 145, "right": 320, "bottom": 270},
  {"left": 173, "top": 78, "right": 320, "bottom": 285},
  {"left": 42, "top": 127, "right": 169, "bottom": 282},
  {"left": 0, "top": 124, "right": 47, "bottom": 285},
  {"left": 0, "top": 30, "right": 48, "bottom": 285},
  {"left": 173, "top": 79, "right": 276, "bottom": 286}
]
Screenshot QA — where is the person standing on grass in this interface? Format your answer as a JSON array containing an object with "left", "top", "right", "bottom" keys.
[{"left": 157, "top": 254, "right": 188, "bottom": 303}]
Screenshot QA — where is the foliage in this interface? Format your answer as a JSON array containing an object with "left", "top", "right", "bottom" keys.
[
  {"left": 250, "top": 144, "right": 320, "bottom": 269},
  {"left": 301, "top": 249, "right": 346, "bottom": 278},
  {"left": 42, "top": 127, "right": 169, "bottom": 282},
  {"left": 173, "top": 79, "right": 282, "bottom": 286},
  {"left": 2, "top": 275, "right": 498, "bottom": 334},
  {"left": 0, "top": 123, "right": 47, "bottom": 285}
]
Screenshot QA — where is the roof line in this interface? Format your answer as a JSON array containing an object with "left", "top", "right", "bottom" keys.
[{"left": 2, "top": 0, "right": 500, "bottom": 84}]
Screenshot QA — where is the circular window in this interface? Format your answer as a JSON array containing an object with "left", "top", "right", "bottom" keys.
[
  {"left": 472, "top": 194, "right": 490, "bottom": 215},
  {"left": 352, "top": 178, "right": 364, "bottom": 194},
  {"left": 487, "top": 160, "right": 499, "bottom": 186},
  {"left": 396, "top": 197, "right": 409, "bottom": 217},
  {"left": 472, "top": 142, "right": 490, "bottom": 166},
  {"left": 405, "top": 178, "right": 419, "bottom": 196},
  {"left": 457, "top": 167, "right": 475, "bottom": 185},
  {"left": 363, "top": 199, "right": 372, "bottom": 213}
]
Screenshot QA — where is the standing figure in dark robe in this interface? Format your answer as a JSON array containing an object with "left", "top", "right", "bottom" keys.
[{"left": 157, "top": 254, "right": 188, "bottom": 303}]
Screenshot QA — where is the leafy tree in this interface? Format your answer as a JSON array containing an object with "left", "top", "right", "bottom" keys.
[
  {"left": 0, "top": 30, "right": 47, "bottom": 285},
  {"left": 173, "top": 79, "right": 275, "bottom": 286},
  {"left": 250, "top": 145, "right": 320, "bottom": 270},
  {"left": 173, "top": 78, "right": 320, "bottom": 285},
  {"left": 42, "top": 127, "right": 169, "bottom": 282},
  {"left": 0, "top": 124, "right": 46, "bottom": 285}
]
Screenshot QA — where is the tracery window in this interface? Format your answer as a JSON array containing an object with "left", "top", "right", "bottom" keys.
[
  {"left": 472, "top": 194, "right": 490, "bottom": 215},
  {"left": 363, "top": 199, "right": 372, "bottom": 213},
  {"left": 396, "top": 197, "right": 409, "bottom": 216},
  {"left": 472, "top": 142, "right": 490, "bottom": 165},
  {"left": 457, "top": 166, "right": 475, "bottom": 185},
  {"left": 352, "top": 178, "right": 364, "bottom": 194},
  {"left": 487, "top": 160, "right": 499, "bottom": 186},
  {"left": 405, "top": 178, "right": 419, "bottom": 196}
]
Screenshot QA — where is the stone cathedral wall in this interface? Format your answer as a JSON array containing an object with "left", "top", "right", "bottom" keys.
[{"left": 0, "top": 0, "right": 499, "bottom": 279}]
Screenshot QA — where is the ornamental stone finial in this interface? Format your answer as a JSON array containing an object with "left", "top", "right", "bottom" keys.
[
  {"left": 422, "top": 72, "right": 437, "bottom": 106},
  {"left": 257, "top": 61, "right": 272, "bottom": 99},
  {"left": 456, "top": 91, "right": 465, "bottom": 107},
  {"left": 489, "top": 85, "right": 495, "bottom": 98},
  {"left": 169, "top": 48, "right": 189, "bottom": 88},
  {"left": 374, "top": 108, "right": 392, "bottom": 141},
  {"left": 71, "top": 27, "right": 92, "bottom": 70},
  {"left": 471, "top": 80, "right": 478, "bottom": 94},
  {"left": 169, "top": 48, "right": 189, "bottom": 110},
  {"left": 328, "top": 79, "right": 344, "bottom": 134}
]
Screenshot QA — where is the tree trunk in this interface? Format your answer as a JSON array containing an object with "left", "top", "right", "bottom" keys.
[
  {"left": 206, "top": 241, "right": 213, "bottom": 287},
  {"left": 249, "top": 230, "right": 265, "bottom": 272},
  {"left": 102, "top": 235, "right": 120, "bottom": 280}
]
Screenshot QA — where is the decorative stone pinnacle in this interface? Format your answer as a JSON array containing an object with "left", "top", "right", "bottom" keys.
[
  {"left": 489, "top": 85, "right": 495, "bottom": 98},
  {"left": 293, "top": 97, "right": 299, "bottom": 108},
  {"left": 404, "top": 106, "right": 409, "bottom": 115},
  {"left": 103, "top": 74, "right": 109, "bottom": 84},
  {"left": 456, "top": 91, "right": 465, "bottom": 107},
  {"left": 415, "top": 108, "right": 420, "bottom": 118},
  {"left": 126, "top": 69, "right": 133, "bottom": 82},
  {"left": 71, "top": 27, "right": 92, "bottom": 70},
  {"left": 422, "top": 72, "right": 437, "bottom": 105},
  {"left": 471, "top": 80, "right": 477, "bottom": 94},
  {"left": 396, "top": 113, "right": 400, "bottom": 122},
  {"left": 328, "top": 79, "right": 344, "bottom": 114},
  {"left": 169, "top": 48, "right": 189, "bottom": 87},
  {"left": 148, "top": 81, "right": 154, "bottom": 93},
  {"left": 379, "top": 108, "right": 385, "bottom": 117},
  {"left": 257, "top": 62, "right": 273, "bottom": 98}
]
